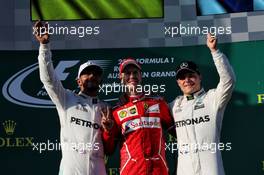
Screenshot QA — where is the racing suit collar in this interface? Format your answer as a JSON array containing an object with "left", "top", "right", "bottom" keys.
[
  {"left": 78, "top": 92, "right": 99, "bottom": 104},
  {"left": 185, "top": 88, "right": 205, "bottom": 101},
  {"left": 127, "top": 93, "right": 145, "bottom": 103}
]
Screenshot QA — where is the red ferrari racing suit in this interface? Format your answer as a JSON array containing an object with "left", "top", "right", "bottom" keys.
[{"left": 103, "top": 94, "right": 175, "bottom": 175}]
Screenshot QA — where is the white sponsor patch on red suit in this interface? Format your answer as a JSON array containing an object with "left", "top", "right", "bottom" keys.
[
  {"left": 122, "top": 117, "right": 161, "bottom": 134},
  {"left": 145, "top": 104, "right": 160, "bottom": 113}
]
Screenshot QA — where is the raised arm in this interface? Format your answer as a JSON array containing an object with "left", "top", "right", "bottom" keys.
[
  {"left": 207, "top": 34, "right": 236, "bottom": 109},
  {"left": 34, "top": 21, "right": 66, "bottom": 109}
]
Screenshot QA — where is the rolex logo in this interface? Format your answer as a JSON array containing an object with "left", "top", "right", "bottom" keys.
[
  {"left": 0, "top": 120, "right": 34, "bottom": 148},
  {"left": 2, "top": 120, "right": 16, "bottom": 135}
]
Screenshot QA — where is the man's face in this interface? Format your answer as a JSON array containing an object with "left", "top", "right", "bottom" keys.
[
  {"left": 121, "top": 65, "right": 142, "bottom": 92},
  {"left": 177, "top": 71, "right": 201, "bottom": 95},
  {"left": 77, "top": 67, "right": 102, "bottom": 93}
]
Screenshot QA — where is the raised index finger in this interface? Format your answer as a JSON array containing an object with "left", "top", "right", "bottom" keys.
[
  {"left": 100, "top": 108, "right": 106, "bottom": 118},
  {"left": 105, "top": 106, "right": 110, "bottom": 119}
]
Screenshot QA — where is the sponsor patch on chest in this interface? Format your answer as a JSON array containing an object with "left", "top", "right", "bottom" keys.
[
  {"left": 145, "top": 103, "right": 160, "bottom": 113},
  {"left": 117, "top": 105, "right": 138, "bottom": 121},
  {"left": 174, "top": 107, "right": 182, "bottom": 113},
  {"left": 194, "top": 102, "right": 205, "bottom": 110},
  {"left": 122, "top": 117, "right": 161, "bottom": 134},
  {"left": 75, "top": 102, "right": 89, "bottom": 112},
  {"left": 175, "top": 115, "right": 210, "bottom": 128},
  {"left": 70, "top": 116, "right": 100, "bottom": 129}
]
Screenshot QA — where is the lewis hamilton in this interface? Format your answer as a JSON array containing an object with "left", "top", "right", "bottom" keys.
[{"left": 34, "top": 21, "right": 109, "bottom": 175}]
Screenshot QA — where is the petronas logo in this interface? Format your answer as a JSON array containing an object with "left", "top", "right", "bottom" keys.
[{"left": 2, "top": 120, "right": 16, "bottom": 135}]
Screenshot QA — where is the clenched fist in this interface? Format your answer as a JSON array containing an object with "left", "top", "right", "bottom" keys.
[
  {"left": 207, "top": 33, "right": 217, "bottom": 53},
  {"left": 33, "top": 21, "right": 49, "bottom": 44}
]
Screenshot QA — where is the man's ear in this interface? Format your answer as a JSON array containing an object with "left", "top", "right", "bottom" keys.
[
  {"left": 199, "top": 74, "right": 202, "bottom": 81},
  {"left": 76, "top": 79, "right": 81, "bottom": 87},
  {"left": 120, "top": 73, "right": 125, "bottom": 84},
  {"left": 176, "top": 79, "right": 180, "bottom": 85},
  {"left": 119, "top": 72, "right": 123, "bottom": 79}
]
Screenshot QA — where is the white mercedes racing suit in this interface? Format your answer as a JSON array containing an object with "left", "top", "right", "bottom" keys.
[
  {"left": 170, "top": 50, "right": 236, "bottom": 175},
  {"left": 38, "top": 44, "right": 107, "bottom": 175}
]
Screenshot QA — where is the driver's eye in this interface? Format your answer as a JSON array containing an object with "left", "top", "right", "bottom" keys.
[
  {"left": 178, "top": 73, "right": 195, "bottom": 80},
  {"left": 178, "top": 76, "right": 185, "bottom": 80},
  {"left": 124, "top": 70, "right": 139, "bottom": 76}
]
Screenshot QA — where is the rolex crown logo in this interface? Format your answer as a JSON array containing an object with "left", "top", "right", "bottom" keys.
[{"left": 2, "top": 120, "right": 16, "bottom": 135}]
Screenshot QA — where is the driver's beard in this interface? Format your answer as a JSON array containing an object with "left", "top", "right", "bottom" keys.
[
  {"left": 85, "top": 82, "right": 99, "bottom": 93},
  {"left": 86, "top": 86, "right": 99, "bottom": 92}
]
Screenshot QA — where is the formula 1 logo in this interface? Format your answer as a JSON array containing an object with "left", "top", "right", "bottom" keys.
[
  {"left": 257, "top": 94, "right": 264, "bottom": 104},
  {"left": 2, "top": 60, "right": 110, "bottom": 108}
]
